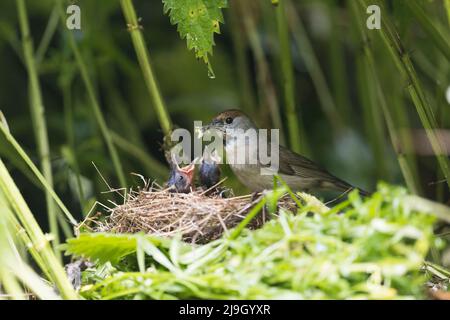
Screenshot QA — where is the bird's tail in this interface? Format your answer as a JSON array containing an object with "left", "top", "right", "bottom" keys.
[{"left": 329, "top": 177, "right": 371, "bottom": 197}]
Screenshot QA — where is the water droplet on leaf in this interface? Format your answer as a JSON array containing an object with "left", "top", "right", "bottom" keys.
[
  {"left": 207, "top": 62, "right": 216, "bottom": 79},
  {"left": 207, "top": 69, "right": 216, "bottom": 79}
]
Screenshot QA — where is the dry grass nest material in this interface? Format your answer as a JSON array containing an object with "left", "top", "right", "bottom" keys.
[{"left": 91, "top": 182, "right": 299, "bottom": 244}]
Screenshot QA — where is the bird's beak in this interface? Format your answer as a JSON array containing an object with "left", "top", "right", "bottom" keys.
[
  {"left": 179, "top": 162, "right": 195, "bottom": 182},
  {"left": 198, "top": 119, "right": 225, "bottom": 139}
]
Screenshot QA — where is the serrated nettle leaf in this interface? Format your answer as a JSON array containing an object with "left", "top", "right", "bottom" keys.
[
  {"left": 64, "top": 233, "right": 173, "bottom": 264},
  {"left": 162, "top": 0, "right": 227, "bottom": 74},
  {"left": 65, "top": 233, "right": 138, "bottom": 264}
]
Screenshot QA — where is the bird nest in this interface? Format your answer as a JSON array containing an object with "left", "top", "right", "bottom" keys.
[{"left": 85, "top": 181, "right": 299, "bottom": 244}]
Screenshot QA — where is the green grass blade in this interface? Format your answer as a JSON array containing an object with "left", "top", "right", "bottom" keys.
[
  {"left": 360, "top": 0, "right": 450, "bottom": 189},
  {"left": 355, "top": 54, "right": 387, "bottom": 179},
  {"left": 0, "top": 158, "right": 77, "bottom": 299},
  {"left": 445, "top": 0, "right": 450, "bottom": 26},
  {"left": 327, "top": 0, "right": 352, "bottom": 123},
  {"left": 0, "top": 192, "right": 53, "bottom": 281},
  {"left": 403, "top": 195, "right": 450, "bottom": 223},
  {"left": 229, "top": 197, "right": 267, "bottom": 240},
  {"left": 0, "top": 123, "right": 77, "bottom": 226},
  {"left": 57, "top": 4, "right": 127, "bottom": 188},
  {"left": 61, "top": 75, "right": 85, "bottom": 209},
  {"left": 349, "top": 0, "right": 422, "bottom": 194},
  {"left": 120, "top": 0, "right": 173, "bottom": 137},
  {"left": 286, "top": 0, "right": 344, "bottom": 134},
  {"left": 228, "top": 2, "right": 257, "bottom": 115},
  {"left": 239, "top": 1, "right": 287, "bottom": 146},
  {"left": 110, "top": 131, "right": 168, "bottom": 180},
  {"left": 35, "top": 5, "right": 59, "bottom": 65},
  {"left": 405, "top": 1, "right": 450, "bottom": 61},
  {"left": 16, "top": 0, "right": 60, "bottom": 257},
  {"left": 275, "top": 0, "right": 302, "bottom": 153}
]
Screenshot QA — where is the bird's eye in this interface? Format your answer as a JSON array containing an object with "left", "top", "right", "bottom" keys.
[
  {"left": 178, "top": 175, "right": 184, "bottom": 182},
  {"left": 225, "top": 117, "right": 233, "bottom": 124}
]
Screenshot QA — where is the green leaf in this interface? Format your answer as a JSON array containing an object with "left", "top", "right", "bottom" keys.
[
  {"left": 77, "top": 184, "right": 440, "bottom": 299},
  {"left": 0, "top": 112, "right": 44, "bottom": 189},
  {"left": 64, "top": 233, "right": 172, "bottom": 264},
  {"left": 162, "top": 0, "right": 227, "bottom": 76},
  {"left": 138, "top": 235, "right": 179, "bottom": 273},
  {"left": 445, "top": 0, "right": 450, "bottom": 26}
]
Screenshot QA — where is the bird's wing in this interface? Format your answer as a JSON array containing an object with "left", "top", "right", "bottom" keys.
[
  {"left": 277, "top": 145, "right": 339, "bottom": 181},
  {"left": 266, "top": 145, "right": 365, "bottom": 194}
]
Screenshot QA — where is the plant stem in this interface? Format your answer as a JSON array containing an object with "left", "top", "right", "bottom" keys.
[
  {"left": 62, "top": 78, "right": 86, "bottom": 209},
  {"left": 286, "top": 0, "right": 343, "bottom": 134},
  {"left": 350, "top": 0, "right": 422, "bottom": 194},
  {"left": 360, "top": 0, "right": 450, "bottom": 189},
  {"left": 0, "top": 158, "right": 78, "bottom": 299},
  {"left": 275, "top": 0, "right": 302, "bottom": 153},
  {"left": 389, "top": 84, "right": 423, "bottom": 194},
  {"left": 58, "top": 5, "right": 127, "bottom": 187},
  {"left": 10, "top": 216, "right": 53, "bottom": 281},
  {"left": 355, "top": 56, "right": 387, "bottom": 180},
  {"left": 16, "top": 0, "right": 60, "bottom": 258},
  {"left": 240, "top": 1, "right": 286, "bottom": 146},
  {"left": 120, "top": 0, "right": 172, "bottom": 137},
  {"left": 110, "top": 131, "right": 168, "bottom": 180},
  {"left": 405, "top": 1, "right": 450, "bottom": 61},
  {"left": 228, "top": 2, "right": 256, "bottom": 116},
  {"left": 35, "top": 5, "right": 59, "bottom": 65},
  {"left": 102, "top": 68, "right": 144, "bottom": 147},
  {"left": 59, "top": 49, "right": 86, "bottom": 211},
  {"left": 327, "top": 0, "right": 352, "bottom": 124},
  {"left": 445, "top": 0, "right": 450, "bottom": 26},
  {"left": 0, "top": 268, "right": 24, "bottom": 300},
  {"left": 0, "top": 124, "right": 77, "bottom": 226},
  {"left": 0, "top": 190, "right": 53, "bottom": 282}
]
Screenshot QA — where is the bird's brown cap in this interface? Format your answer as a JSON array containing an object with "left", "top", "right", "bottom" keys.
[{"left": 212, "top": 109, "right": 248, "bottom": 123}]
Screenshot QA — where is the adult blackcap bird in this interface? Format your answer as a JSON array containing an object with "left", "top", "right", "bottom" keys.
[
  {"left": 199, "top": 150, "right": 221, "bottom": 189},
  {"left": 167, "top": 156, "right": 196, "bottom": 193},
  {"left": 202, "top": 109, "right": 369, "bottom": 196}
]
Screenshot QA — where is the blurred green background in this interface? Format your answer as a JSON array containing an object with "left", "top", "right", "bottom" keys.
[{"left": 0, "top": 0, "right": 449, "bottom": 231}]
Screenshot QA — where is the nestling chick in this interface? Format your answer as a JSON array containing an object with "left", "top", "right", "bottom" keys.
[
  {"left": 167, "top": 156, "right": 196, "bottom": 193},
  {"left": 199, "top": 150, "right": 221, "bottom": 189}
]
